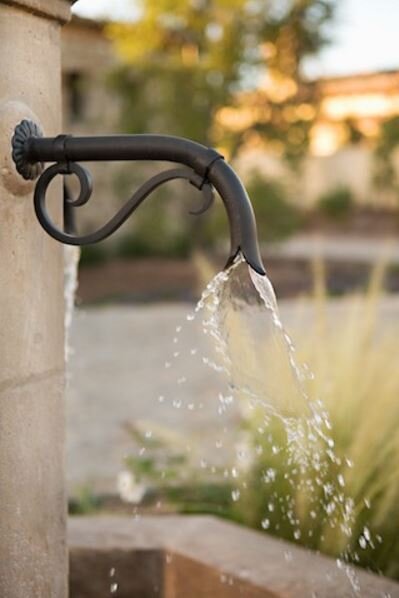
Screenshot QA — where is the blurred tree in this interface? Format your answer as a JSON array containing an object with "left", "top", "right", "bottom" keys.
[
  {"left": 373, "top": 116, "right": 399, "bottom": 198},
  {"left": 108, "top": 0, "right": 337, "bottom": 165}
]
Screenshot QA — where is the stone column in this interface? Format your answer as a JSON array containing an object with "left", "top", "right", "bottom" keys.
[{"left": 0, "top": 1, "right": 72, "bottom": 596}]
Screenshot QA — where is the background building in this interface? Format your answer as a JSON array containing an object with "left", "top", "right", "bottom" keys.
[
  {"left": 61, "top": 17, "right": 122, "bottom": 232},
  {"left": 61, "top": 17, "right": 399, "bottom": 213}
]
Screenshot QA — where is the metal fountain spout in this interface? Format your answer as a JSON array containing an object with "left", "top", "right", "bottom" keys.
[{"left": 11, "top": 119, "right": 266, "bottom": 275}]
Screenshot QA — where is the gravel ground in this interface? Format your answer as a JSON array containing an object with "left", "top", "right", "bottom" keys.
[{"left": 67, "top": 297, "right": 399, "bottom": 496}]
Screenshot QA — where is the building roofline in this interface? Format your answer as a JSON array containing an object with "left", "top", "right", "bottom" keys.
[
  {"left": 69, "top": 14, "right": 108, "bottom": 30},
  {"left": 309, "top": 68, "right": 399, "bottom": 85}
]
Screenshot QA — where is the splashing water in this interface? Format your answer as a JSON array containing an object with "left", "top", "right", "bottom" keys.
[
  {"left": 64, "top": 245, "right": 80, "bottom": 363},
  {"left": 195, "top": 256, "right": 362, "bottom": 593},
  {"left": 131, "top": 254, "right": 385, "bottom": 596}
]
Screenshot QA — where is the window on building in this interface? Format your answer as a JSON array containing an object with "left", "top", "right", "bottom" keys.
[{"left": 65, "top": 71, "right": 87, "bottom": 123}]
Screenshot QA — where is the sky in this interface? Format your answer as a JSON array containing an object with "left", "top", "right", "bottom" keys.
[{"left": 72, "top": 0, "right": 399, "bottom": 78}]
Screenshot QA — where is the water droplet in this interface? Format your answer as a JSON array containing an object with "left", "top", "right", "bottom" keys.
[
  {"left": 359, "top": 536, "right": 367, "bottom": 549},
  {"left": 363, "top": 526, "right": 371, "bottom": 542},
  {"left": 231, "top": 489, "right": 240, "bottom": 502},
  {"left": 239, "top": 568, "right": 249, "bottom": 580},
  {"left": 109, "top": 568, "right": 116, "bottom": 577},
  {"left": 186, "top": 313, "right": 195, "bottom": 321},
  {"left": 263, "top": 468, "right": 276, "bottom": 483},
  {"left": 326, "top": 502, "right": 336, "bottom": 515},
  {"left": 110, "top": 583, "right": 118, "bottom": 593},
  {"left": 336, "top": 558, "right": 344, "bottom": 570},
  {"left": 284, "top": 550, "right": 293, "bottom": 562},
  {"left": 261, "top": 518, "right": 270, "bottom": 529},
  {"left": 158, "top": 395, "right": 165, "bottom": 403}
]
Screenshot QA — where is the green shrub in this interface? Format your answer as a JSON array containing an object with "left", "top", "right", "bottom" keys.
[
  {"left": 199, "top": 174, "right": 301, "bottom": 247},
  {"left": 165, "top": 482, "right": 236, "bottom": 519},
  {"left": 233, "top": 260, "right": 399, "bottom": 579},
  {"left": 116, "top": 225, "right": 191, "bottom": 259},
  {"left": 69, "top": 485, "right": 102, "bottom": 515},
  {"left": 79, "top": 244, "right": 109, "bottom": 267},
  {"left": 373, "top": 116, "right": 399, "bottom": 195},
  {"left": 124, "top": 422, "right": 236, "bottom": 519},
  {"left": 317, "top": 186, "right": 354, "bottom": 220},
  {"left": 246, "top": 174, "right": 302, "bottom": 241}
]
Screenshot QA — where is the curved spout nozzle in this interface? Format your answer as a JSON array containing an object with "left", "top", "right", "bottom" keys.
[
  {"left": 241, "top": 250, "right": 266, "bottom": 277},
  {"left": 225, "top": 246, "right": 266, "bottom": 277},
  {"left": 208, "top": 159, "right": 266, "bottom": 276}
]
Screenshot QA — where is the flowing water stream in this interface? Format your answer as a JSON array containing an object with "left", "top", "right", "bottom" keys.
[
  {"left": 145, "top": 255, "right": 386, "bottom": 597},
  {"left": 64, "top": 245, "right": 81, "bottom": 363},
  {"left": 64, "top": 249, "right": 389, "bottom": 597}
]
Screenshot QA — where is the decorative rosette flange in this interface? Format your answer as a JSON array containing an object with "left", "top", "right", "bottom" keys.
[{"left": 11, "top": 119, "right": 44, "bottom": 181}]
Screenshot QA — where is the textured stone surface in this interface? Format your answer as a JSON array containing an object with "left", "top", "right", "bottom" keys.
[
  {"left": 0, "top": 378, "right": 66, "bottom": 597},
  {"left": 1, "top": 0, "right": 73, "bottom": 23},
  {"left": 69, "top": 516, "right": 399, "bottom": 598},
  {"left": 0, "top": 1, "right": 69, "bottom": 596}
]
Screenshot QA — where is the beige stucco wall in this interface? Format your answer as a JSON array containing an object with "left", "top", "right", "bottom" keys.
[
  {"left": 302, "top": 146, "right": 374, "bottom": 207},
  {"left": 0, "top": 1, "right": 71, "bottom": 595},
  {"left": 235, "top": 144, "right": 398, "bottom": 209}
]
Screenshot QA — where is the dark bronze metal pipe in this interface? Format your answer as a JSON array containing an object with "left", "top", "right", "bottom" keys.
[{"left": 12, "top": 121, "right": 266, "bottom": 274}]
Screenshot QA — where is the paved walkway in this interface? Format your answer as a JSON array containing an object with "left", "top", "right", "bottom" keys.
[
  {"left": 67, "top": 303, "right": 235, "bottom": 495},
  {"left": 267, "top": 234, "right": 399, "bottom": 263},
  {"left": 66, "top": 297, "right": 399, "bottom": 496}
]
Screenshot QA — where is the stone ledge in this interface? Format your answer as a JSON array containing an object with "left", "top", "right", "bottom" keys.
[
  {"left": 69, "top": 515, "right": 399, "bottom": 597},
  {"left": 0, "top": 0, "right": 74, "bottom": 23}
]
